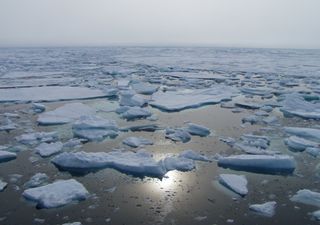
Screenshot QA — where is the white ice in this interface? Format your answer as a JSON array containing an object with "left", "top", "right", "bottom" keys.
[
  {"left": 0, "top": 150, "right": 17, "bottom": 163},
  {"left": 131, "top": 82, "right": 159, "bottom": 95},
  {"left": 218, "top": 174, "right": 248, "bottom": 196},
  {"left": 218, "top": 154, "right": 295, "bottom": 174},
  {"left": 290, "top": 189, "right": 320, "bottom": 207},
  {"left": 119, "top": 90, "right": 147, "bottom": 107},
  {"left": 0, "top": 179, "right": 7, "bottom": 191},
  {"left": 37, "top": 103, "right": 96, "bottom": 125},
  {"left": 284, "top": 127, "right": 320, "bottom": 142},
  {"left": 24, "top": 173, "right": 49, "bottom": 188},
  {"left": 185, "top": 123, "right": 211, "bottom": 137},
  {"left": 120, "top": 107, "right": 152, "bottom": 120},
  {"left": 35, "top": 142, "right": 63, "bottom": 157},
  {"left": 284, "top": 136, "right": 318, "bottom": 152},
  {"left": 122, "top": 137, "right": 153, "bottom": 148},
  {"left": 23, "top": 179, "right": 89, "bottom": 208},
  {"left": 249, "top": 201, "right": 277, "bottom": 217},
  {"left": 16, "top": 131, "right": 58, "bottom": 145},
  {"left": 0, "top": 86, "right": 108, "bottom": 103}
]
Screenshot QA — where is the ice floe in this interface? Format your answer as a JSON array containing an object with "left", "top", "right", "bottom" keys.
[
  {"left": 284, "top": 127, "right": 320, "bottom": 142},
  {"left": 218, "top": 155, "right": 295, "bottom": 174},
  {"left": 218, "top": 174, "right": 248, "bottom": 196},
  {"left": 290, "top": 189, "right": 320, "bottom": 207},
  {"left": 249, "top": 201, "right": 276, "bottom": 217},
  {"left": 23, "top": 179, "right": 89, "bottom": 208},
  {"left": 122, "top": 137, "right": 153, "bottom": 148},
  {"left": 32, "top": 103, "right": 46, "bottom": 113},
  {"left": 16, "top": 132, "right": 58, "bottom": 145},
  {"left": 0, "top": 179, "right": 8, "bottom": 191},
  {"left": 120, "top": 107, "right": 152, "bottom": 120},
  {"left": 37, "top": 103, "right": 96, "bottom": 125},
  {"left": 165, "top": 128, "right": 191, "bottom": 143},
  {"left": 35, "top": 142, "right": 63, "bottom": 157},
  {"left": 24, "top": 173, "right": 49, "bottom": 188},
  {"left": 284, "top": 136, "right": 319, "bottom": 152},
  {"left": 131, "top": 82, "right": 159, "bottom": 95},
  {"left": 179, "top": 150, "right": 211, "bottom": 162},
  {"left": 185, "top": 123, "right": 211, "bottom": 137},
  {"left": 119, "top": 90, "right": 147, "bottom": 107},
  {"left": 162, "top": 156, "right": 195, "bottom": 171},
  {"left": 150, "top": 87, "right": 237, "bottom": 112},
  {"left": 0, "top": 86, "right": 108, "bottom": 103},
  {"left": 0, "top": 150, "right": 17, "bottom": 163}
]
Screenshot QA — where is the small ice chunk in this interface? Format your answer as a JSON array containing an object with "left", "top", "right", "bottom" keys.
[
  {"left": 23, "top": 179, "right": 89, "bottom": 208},
  {"left": 311, "top": 210, "right": 320, "bottom": 221},
  {"left": 219, "top": 174, "right": 248, "bottom": 196},
  {"left": 179, "top": 150, "right": 211, "bottom": 162},
  {"left": 131, "top": 82, "right": 158, "bottom": 95},
  {"left": 242, "top": 115, "right": 260, "bottom": 124},
  {"left": 235, "top": 102, "right": 261, "bottom": 109},
  {"left": 0, "top": 179, "right": 8, "bottom": 191},
  {"left": 37, "top": 103, "right": 96, "bottom": 125},
  {"left": 165, "top": 128, "right": 191, "bottom": 143},
  {"left": 218, "top": 154, "right": 295, "bottom": 175},
  {"left": 121, "top": 124, "right": 160, "bottom": 132},
  {"left": 24, "top": 173, "right": 49, "bottom": 188},
  {"left": 122, "top": 137, "right": 153, "bottom": 148},
  {"left": 32, "top": 103, "right": 46, "bottom": 113},
  {"left": 290, "top": 189, "right": 320, "bottom": 207},
  {"left": 284, "top": 127, "right": 320, "bottom": 142},
  {"left": 120, "top": 107, "right": 152, "bottom": 120},
  {"left": 162, "top": 156, "right": 195, "bottom": 171},
  {"left": 0, "top": 118, "right": 17, "bottom": 131},
  {"left": 249, "top": 201, "right": 276, "bottom": 217},
  {"left": 240, "top": 87, "right": 272, "bottom": 96},
  {"left": 306, "top": 147, "right": 320, "bottom": 157},
  {"left": 36, "top": 142, "right": 63, "bottom": 157},
  {"left": 62, "top": 222, "right": 82, "bottom": 225},
  {"left": 63, "top": 138, "right": 84, "bottom": 148},
  {"left": 0, "top": 150, "right": 17, "bottom": 163},
  {"left": 185, "top": 123, "right": 211, "bottom": 137},
  {"left": 119, "top": 90, "right": 147, "bottom": 107},
  {"left": 284, "top": 136, "right": 318, "bottom": 152}
]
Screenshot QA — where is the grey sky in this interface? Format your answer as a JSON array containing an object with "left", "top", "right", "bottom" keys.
[{"left": 0, "top": 0, "right": 319, "bottom": 48}]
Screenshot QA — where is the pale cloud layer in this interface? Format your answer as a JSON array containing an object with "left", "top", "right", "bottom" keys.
[{"left": 0, "top": 0, "right": 319, "bottom": 48}]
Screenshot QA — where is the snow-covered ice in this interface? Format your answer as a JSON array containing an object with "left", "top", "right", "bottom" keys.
[
  {"left": 219, "top": 174, "right": 248, "bottom": 196},
  {"left": 119, "top": 90, "right": 147, "bottom": 107},
  {"left": 22, "top": 179, "right": 89, "bottom": 208},
  {"left": 284, "top": 127, "right": 320, "bottom": 142}
]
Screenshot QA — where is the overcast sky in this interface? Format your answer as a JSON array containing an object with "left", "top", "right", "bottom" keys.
[{"left": 0, "top": 0, "right": 319, "bottom": 48}]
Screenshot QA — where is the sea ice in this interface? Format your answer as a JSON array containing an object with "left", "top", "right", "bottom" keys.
[
  {"left": 311, "top": 210, "right": 320, "bottom": 221},
  {"left": 162, "top": 156, "right": 195, "bottom": 171},
  {"left": 16, "top": 132, "right": 58, "bottom": 145},
  {"left": 290, "top": 189, "right": 320, "bottom": 207},
  {"left": 23, "top": 179, "right": 89, "bottom": 208},
  {"left": 0, "top": 150, "right": 17, "bottom": 163},
  {"left": 284, "top": 127, "right": 320, "bottom": 142},
  {"left": 165, "top": 128, "right": 191, "bottom": 143},
  {"left": 218, "top": 154, "right": 295, "bottom": 174},
  {"left": 218, "top": 174, "right": 248, "bottom": 196},
  {"left": 32, "top": 103, "right": 46, "bottom": 113},
  {"left": 0, "top": 179, "right": 7, "bottom": 191},
  {"left": 306, "top": 147, "right": 320, "bottom": 157},
  {"left": 119, "top": 90, "right": 147, "bottom": 107},
  {"left": 0, "top": 86, "right": 108, "bottom": 103},
  {"left": 131, "top": 82, "right": 159, "bottom": 95},
  {"left": 37, "top": 103, "right": 96, "bottom": 125},
  {"left": 284, "top": 136, "right": 318, "bottom": 152},
  {"left": 120, "top": 107, "right": 152, "bottom": 120},
  {"left": 24, "top": 173, "right": 49, "bottom": 188},
  {"left": 179, "top": 150, "right": 211, "bottom": 162},
  {"left": 185, "top": 123, "right": 211, "bottom": 137},
  {"left": 35, "top": 142, "right": 63, "bottom": 157},
  {"left": 249, "top": 201, "right": 276, "bottom": 217},
  {"left": 122, "top": 137, "right": 153, "bottom": 148},
  {"left": 150, "top": 87, "right": 236, "bottom": 112}
]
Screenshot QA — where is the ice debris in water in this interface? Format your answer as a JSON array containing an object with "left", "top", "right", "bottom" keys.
[
  {"left": 150, "top": 86, "right": 237, "bottom": 112},
  {"left": 35, "top": 142, "right": 63, "bottom": 157},
  {"left": 311, "top": 210, "right": 320, "bottom": 221},
  {"left": 62, "top": 222, "right": 82, "bottom": 225},
  {"left": 179, "top": 150, "right": 211, "bottom": 162},
  {"left": 16, "top": 131, "right": 58, "bottom": 146},
  {"left": 0, "top": 118, "right": 17, "bottom": 131},
  {"left": 119, "top": 90, "right": 147, "bottom": 107},
  {"left": 52, "top": 149, "right": 197, "bottom": 177},
  {"left": 218, "top": 174, "right": 248, "bottom": 196},
  {"left": 280, "top": 93, "right": 320, "bottom": 119},
  {"left": 120, "top": 107, "right": 152, "bottom": 120},
  {"left": 290, "top": 189, "right": 320, "bottom": 207},
  {"left": 218, "top": 154, "right": 295, "bottom": 175},
  {"left": 122, "top": 137, "right": 153, "bottom": 148},
  {"left": 284, "top": 136, "right": 319, "bottom": 152},
  {"left": 37, "top": 103, "right": 96, "bottom": 125},
  {"left": 72, "top": 115, "right": 118, "bottom": 141},
  {"left": 306, "top": 147, "right": 320, "bottom": 158},
  {"left": 0, "top": 86, "right": 108, "bottom": 103},
  {"left": 165, "top": 128, "right": 191, "bottom": 143},
  {"left": 0, "top": 150, "right": 17, "bottom": 163},
  {"left": 24, "top": 173, "right": 49, "bottom": 188},
  {"left": 185, "top": 123, "right": 211, "bottom": 137},
  {"left": 0, "top": 179, "right": 8, "bottom": 191},
  {"left": 23, "top": 179, "right": 89, "bottom": 209},
  {"left": 249, "top": 201, "right": 277, "bottom": 217}
]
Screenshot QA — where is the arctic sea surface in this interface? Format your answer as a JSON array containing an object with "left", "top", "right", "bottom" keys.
[{"left": 0, "top": 47, "right": 320, "bottom": 225}]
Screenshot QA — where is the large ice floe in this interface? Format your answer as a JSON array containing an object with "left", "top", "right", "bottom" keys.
[
  {"left": 0, "top": 86, "right": 108, "bottom": 103},
  {"left": 37, "top": 103, "right": 96, "bottom": 125},
  {"left": 280, "top": 93, "right": 320, "bottom": 119},
  {"left": 23, "top": 179, "right": 89, "bottom": 208},
  {"left": 218, "top": 174, "right": 248, "bottom": 196},
  {"left": 0, "top": 150, "right": 17, "bottom": 163},
  {"left": 218, "top": 155, "right": 295, "bottom": 175},
  {"left": 150, "top": 86, "right": 237, "bottom": 112},
  {"left": 72, "top": 115, "right": 118, "bottom": 141},
  {"left": 51, "top": 149, "right": 198, "bottom": 177},
  {"left": 290, "top": 189, "right": 320, "bottom": 207},
  {"left": 249, "top": 201, "right": 277, "bottom": 217}
]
